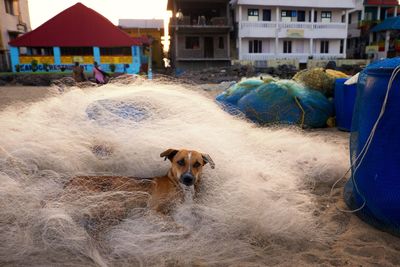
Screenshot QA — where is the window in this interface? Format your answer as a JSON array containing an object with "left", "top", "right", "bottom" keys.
[
  {"left": 185, "top": 37, "right": 200, "bottom": 49},
  {"left": 249, "top": 40, "right": 262, "bottom": 53},
  {"left": 4, "top": 0, "right": 15, "bottom": 15},
  {"left": 308, "top": 11, "right": 318, "bottom": 22},
  {"left": 60, "top": 47, "right": 93, "bottom": 55},
  {"left": 321, "top": 11, "right": 332, "bottom": 23},
  {"left": 262, "top": 9, "right": 271, "bottom": 21},
  {"left": 358, "top": 11, "right": 362, "bottom": 21},
  {"left": 25, "top": 47, "right": 53, "bottom": 56},
  {"left": 100, "top": 47, "right": 132, "bottom": 56},
  {"left": 283, "top": 41, "right": 292, "bottom": 54},
  {"left": 320, "top": 40, "right": 329, "bottom": 54},
  {"left": 297, "top": 11, "right": 306, "bottom": 22},
  {"left": 340, "top": 40, "right": 344, "bottom": 54},
  {"left": 248, "top": 9, "right": 259, "bottom": 22},
  {"left": 8, "top": 32, "right": 18, "bottom": 41},
  {"left": 348, "top": 13, "right": 352, "bottom": 24},
  {"left": 218, "top": 37, "right": 224, "bottom": 49},
  {"left": 281, "top": 10, "right": 293, "bottom": 22}
]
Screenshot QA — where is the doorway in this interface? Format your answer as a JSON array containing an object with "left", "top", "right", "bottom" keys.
[{"left": 204, "top": 37, "right": 214, "bottom": 58}]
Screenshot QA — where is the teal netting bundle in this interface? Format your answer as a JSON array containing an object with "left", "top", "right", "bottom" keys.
[
  {"left": 215, "top": 79, "right": 265, "bottom": 114},
  {"left": 216, "top": 79, "right": 333, "bottom": 128}
]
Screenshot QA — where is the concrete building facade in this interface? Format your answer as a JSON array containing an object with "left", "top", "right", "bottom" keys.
[
  {"left": 347, "top": 0, "right": 399, "bottom": 59},
  {"left": 167, "top": 0, "right": 233, "bottom": 70},
  {"left": 232, "top": 0, "right": 355, "bottom": 64},
  {"left": 119, "top": 19, "right": 165, "bottom": 70},
  {"left": 0, "top": 0, "right": 31, "bottom": 71}
]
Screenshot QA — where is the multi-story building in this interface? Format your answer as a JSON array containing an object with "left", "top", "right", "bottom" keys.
[
  {"left": 119, "top": 19, "right": 165, "bottom": 69},
  {"left": 167, "top": 0, "right": 232, "bottom": 70},
  {"left": 0, "top": 0, "right": 31, "bottom": 71},
  {"left": 347, "top": 0, "right": 399, "bottom": 59},
  {"left": 232, "top": 0, "right": 355, "bottom": 64}
]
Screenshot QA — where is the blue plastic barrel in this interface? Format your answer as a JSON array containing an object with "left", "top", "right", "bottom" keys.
[
  {"left": 344, "top": 58, "right": 400, "bottom": 235},
  {"left": 334, "top": 78, "right": 357, "bottom": 131}
]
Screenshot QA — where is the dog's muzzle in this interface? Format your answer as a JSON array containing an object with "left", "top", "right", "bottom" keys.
[{"left": 180, "top": 172, "right": 195, "bottom": 186}]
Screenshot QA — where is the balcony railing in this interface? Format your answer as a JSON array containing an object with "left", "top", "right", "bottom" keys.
[
  {"left": 241, "top": 21, "right": 346, "bottom": 30},
  {"left": 241, "top": 53, "right": 345, "bottom": 61},
  {"left": 312, "top": 23, "right": 346, "bottom": 29},
  {"left": 240, "top": 21, "right": 276, "bottom": 29},
  {"left": 280, "top": 22, "right": 313, "bottom": 29},
  {"left": 240, "top": 21, "right": 347, "bottom": 38},
  {"left": 171, "top": 16, "right": 230, "bottom": 27}
]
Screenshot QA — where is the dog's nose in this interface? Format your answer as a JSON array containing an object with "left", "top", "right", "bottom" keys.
[{"left": 181, "top": 173, "right": 194, "bottom": 186}]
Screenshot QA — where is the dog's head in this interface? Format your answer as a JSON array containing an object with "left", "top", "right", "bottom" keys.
[{"left": 160, "top": 149, "right": 215, "bottom": 187}]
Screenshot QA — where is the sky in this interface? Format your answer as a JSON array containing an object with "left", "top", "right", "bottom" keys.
[{"left": 28, "top": 0, "right": 169, "bottom": 29}]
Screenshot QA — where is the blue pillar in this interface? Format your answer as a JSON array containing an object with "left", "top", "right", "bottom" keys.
[
  {"left": 93, "top": 47, "right": 100, "bottom": 64},
  {"left": 53, "top": 47, "right": 61, "bottom": 65},
  {"left": 131, "top": 46, "right": 141, "bottom": 74},
  {"left": 10, "top": 47, "right": 19, "bottom": 72}
]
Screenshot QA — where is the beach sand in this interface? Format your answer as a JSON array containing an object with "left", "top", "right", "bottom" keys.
[
  {"left": 0, "top": 86, "right": 58, "bottom": 111},
  {"left": 0, "top": 83, "right": 399, "bottom": 266}
]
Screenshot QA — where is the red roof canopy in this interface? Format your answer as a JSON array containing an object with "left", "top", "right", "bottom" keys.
[
  {"left": 364, "top": 0, "right": 398, "bottom": 5},
  {"left": 9, "top": 3, "right": 148, "bottom": 47}
]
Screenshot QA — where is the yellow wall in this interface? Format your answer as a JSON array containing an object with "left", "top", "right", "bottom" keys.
[
  {"left": 20, "top": 56, "right": 54, "bottom": 64},
  {"left": 60, "top": 56, "right": 94, "bottom": 64},
  {"left": 101, "top": 55, "right": 132, "bottom": 64},
  {"left": 123, "top": 28, "right": 164, "bottom": 69}
]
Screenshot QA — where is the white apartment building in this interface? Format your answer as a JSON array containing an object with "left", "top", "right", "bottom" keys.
[{"left": 232, "top": 0, "right": 355, "bottom": 63}]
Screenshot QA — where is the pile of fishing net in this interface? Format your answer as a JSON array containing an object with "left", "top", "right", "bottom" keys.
[
  {"left": 293, "top": 68, "right": 349, "bottom": 96},
  {"left": 216, "top": 78, "right": 334, "bottom": 128},
  {"left": 86, "top": 99, "right": 154, "bottom": 126}
]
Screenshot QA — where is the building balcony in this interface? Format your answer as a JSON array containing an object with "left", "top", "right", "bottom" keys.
[
  {"left": 241, "top": 52, "right": 345, "bottom": 62},
  {"left": 239, "top": 21, "right": 347, "bottom": 39},
  {"left": 170, "top": 17, "right": 232, "bottom": 31},
  {"left": 234, "top": 0, "right": 354, "bottom": 8},
  {"left": 240, "top": 21, "right": 276, "bottom": 38},
  {"left": 348, "top": 22, "right": 361, "bottom": 38},
  {"left": 176, "top": 57, "right": 231, "bottom": 61}
]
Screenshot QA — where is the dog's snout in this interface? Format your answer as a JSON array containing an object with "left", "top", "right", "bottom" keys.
[{"left": 181, "top": 173, "right": 195, "bottom": 186}]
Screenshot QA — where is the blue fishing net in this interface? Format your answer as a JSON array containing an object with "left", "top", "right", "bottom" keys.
[
  {"left": 215, "top": 79, "right": 264, "bottom": 114},
  {"left": 216, "top": 79, "right": 333, "bottom": 128},
  {"left": 344, "top": 57, "right": 400, "bottom": 236}
]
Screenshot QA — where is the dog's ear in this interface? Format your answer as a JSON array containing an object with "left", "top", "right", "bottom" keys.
[
  {"left": 202, "top": 154, "right": 215, "bottom": 169},
  {"left": 160, "top": 149, "right": 179, "bottom": 161}
]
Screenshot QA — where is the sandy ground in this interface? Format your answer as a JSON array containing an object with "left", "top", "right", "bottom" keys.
[
  {"left": 0, "top": 86, "right": 58, "bottom": 111},
  {"left": 1, "top": 84, "right": 400, "bottom": 266}
]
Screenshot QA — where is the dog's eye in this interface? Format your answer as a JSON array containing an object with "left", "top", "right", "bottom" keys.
[
  {"left": 193, "top": 161, "right": 201, "bottom": 168},
  {"left": 177, "top": 159, "right": 185, "bottom": 166}
]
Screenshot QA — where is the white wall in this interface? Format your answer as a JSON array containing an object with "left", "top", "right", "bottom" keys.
[
  {"left": 277, "top": 39, "right": 311, "bottom": 53},
  {"left": 240, "top": 38, "right": 342, "bottom": 55},
  {"left": 238, "top": 6, "right": 346, "bottom": 23},
  {"left": 313, "top": 39, "right": 342, "bottom": 54},
  {"left": 241, "top": 38, "right": 275, "bottom": 54},
  {"left": 235, "top": 0, "right": 355, "bottom": 9},
  {"left": 238, "top": 6, "right": 278, "bottom": 22},
  {"left": 314, "top": 9, "right": 344, "bottom": 23}
]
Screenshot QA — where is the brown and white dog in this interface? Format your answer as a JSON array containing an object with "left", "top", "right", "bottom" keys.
[{"left": 64, "top": 149, "right": 215, "bottom": 216}]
